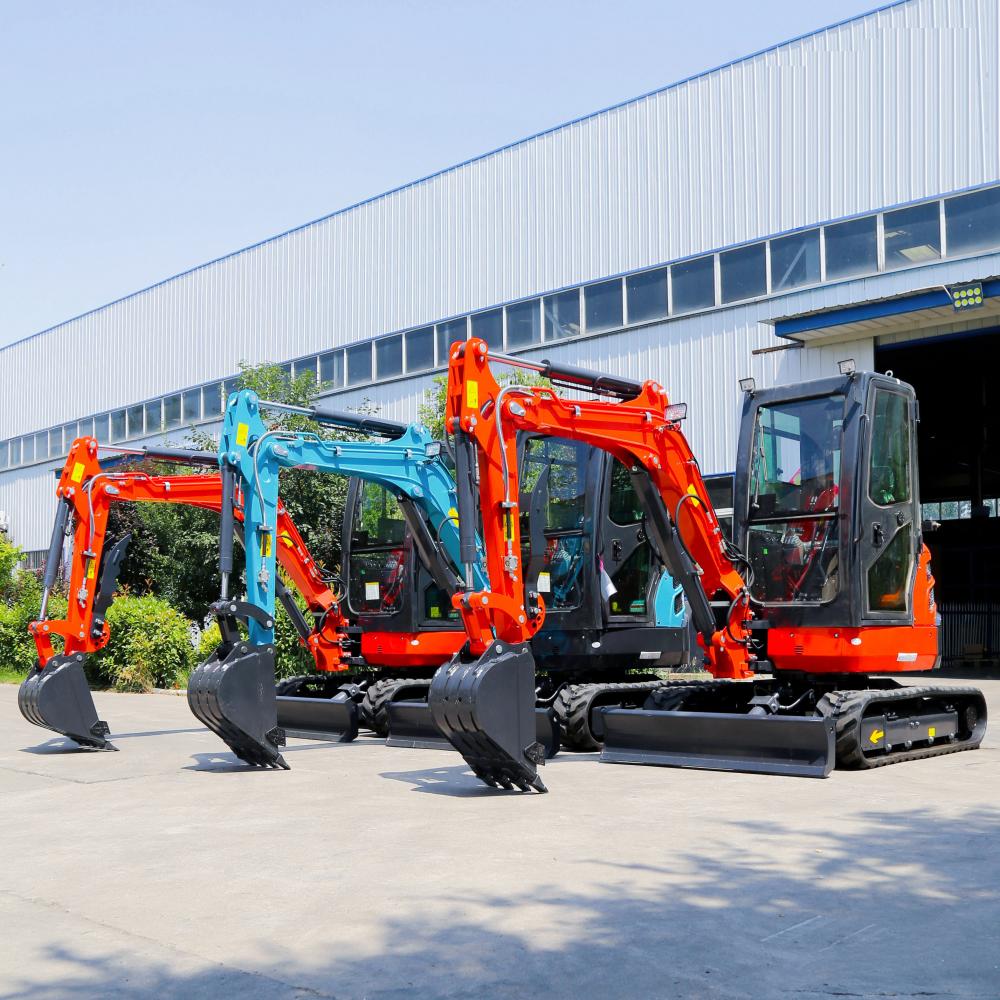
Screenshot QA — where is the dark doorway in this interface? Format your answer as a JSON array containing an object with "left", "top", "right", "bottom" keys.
[{"left": 876, "top": 330, "right": 1000, "bottom": 667}]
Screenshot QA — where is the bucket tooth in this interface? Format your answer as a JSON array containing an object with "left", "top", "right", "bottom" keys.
[
  {"left": 428, "top": 641, "right": 547, "bottom": 792},
  {"left": 187, "top": 642, "right": 288, "bottom": 768},
  {"left": 17, "top": 655, "right": 116, "bottom": 750}
]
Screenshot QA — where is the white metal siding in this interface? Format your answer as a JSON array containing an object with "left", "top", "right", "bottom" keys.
[{"left": 1, "top": 0, "right": 997, "bottom": 438}]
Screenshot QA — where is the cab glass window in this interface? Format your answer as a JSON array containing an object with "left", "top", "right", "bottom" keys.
[
  {"left": 749, "top": 396, "right": 844, "bottom": 518},
  {"left": 868, "top": 390, "right": 910, "bottom": 506},
  {"left": 867, "top": 524, "right": 912, "bottom": 613},
  {"left": 348, "top": 482, "right": 409, "bottom": 615},
  {"left": 608, "top": 460, "right": 642, "bottom": 525}
]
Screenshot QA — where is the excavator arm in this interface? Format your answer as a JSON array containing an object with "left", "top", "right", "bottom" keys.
[
  {"left": 186, "top": 389, "right": 489, "bottom": 766},
  {"left": 18, "top": 437, "right": 347, "bottom": 752},
  {"left": 443, "top": 339, "right": 754, "bottom": 679}
]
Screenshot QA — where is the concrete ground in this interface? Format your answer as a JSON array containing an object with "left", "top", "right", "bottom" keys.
[{"left": 1, "top": 680, "right": 998, "bottom": 1000}]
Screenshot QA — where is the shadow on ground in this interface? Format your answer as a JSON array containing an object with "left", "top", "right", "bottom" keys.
[{"left": 4, "top": 805, "right": 998, "bottom": 1000}]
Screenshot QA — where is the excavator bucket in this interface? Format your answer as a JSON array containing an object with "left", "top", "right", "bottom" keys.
[
  {"left": 275, "top": 676, "right": 360, "bottom": 742},
  {"left": 599, "top": 707, "right": 836, "bottom": 778},
  {"left": 187, "top": 642, "right": 288, "bottom": 768},
  {"left": 388, "top": 699, "right": 561, "bottom": 758},
  {"left": 427, "top": 640, "right": 547, "bottom": 791},
  {"left": 18, "top": 654, "right": 115, "bottom": 750}
]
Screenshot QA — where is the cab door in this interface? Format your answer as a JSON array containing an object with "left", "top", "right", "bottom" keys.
[
  {"left": 602, "top": 458, "right": 659, "bottom": 623},
  {"left": 859, "top": 381, "right": 918, "bottom": 624}
]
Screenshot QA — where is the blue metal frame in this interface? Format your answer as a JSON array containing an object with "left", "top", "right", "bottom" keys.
[
  {"left": 775, "top": 278, "right": 1000, "bottom": 338},
  {"left": 219, "top": 390, "right": 487, "bottom": 646}
]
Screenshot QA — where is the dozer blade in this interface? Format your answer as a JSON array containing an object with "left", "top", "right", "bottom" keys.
[
  {"left": 599, "top": 708, "right": 836, "bottom": 778},
  {"left": 187, "top": 642, "right": 289, "bottom": 768},
  {"left": 427, "top": 640, "right": 547, "bottom": 792},
  {"left": 277, "top": 689, "right": 360, "bottom": 743},
  {"left": 17, "top": 655, "right": 115, "bottom": 750},
  {"left": 388, "top": 699, "right": 561, "bottom": 759}
]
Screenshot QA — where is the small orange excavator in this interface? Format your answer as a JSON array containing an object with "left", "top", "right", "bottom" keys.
[
  {"left": 427, "top": 339, "right": 987, "bottom": 791},
  {"left": 17, "top": 438, "right": 349, "bottom": 753}
]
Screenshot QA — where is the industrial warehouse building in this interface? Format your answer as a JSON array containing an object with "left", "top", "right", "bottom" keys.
[{"left": 2, "top": 0, "right": 999, "bottom": 662}]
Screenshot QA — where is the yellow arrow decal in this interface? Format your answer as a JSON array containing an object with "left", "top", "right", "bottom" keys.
[{"left": 869, "top": 728, "right": 884, "bottom": 745}]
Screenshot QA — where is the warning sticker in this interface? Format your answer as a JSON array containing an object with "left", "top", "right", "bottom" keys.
[
  {"left": 86, "top": 560, "right": 95, "bottom": 580},
  {"left": 466, "top": 381, "right": 479, "bottom": 409},
  {"left": 70, "top": 462, "right": 86, "bottom": 484},
  {"left": 537, "top": 572, "right": 551, "bottom": 593},
  {"left": 365, "top": 581, "right": 380, "bottom": 601},
  {"left": 260, "top": 534, "right": 272, "bottom": 558},
  {"left": 236, "top": 422, "right": 249, "bottom": 447},
  {"left": 279, "top": 531, "right": 294, "bottom": 548}
]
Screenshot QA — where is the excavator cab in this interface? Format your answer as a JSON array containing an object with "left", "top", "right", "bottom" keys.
[{"left": 733, "top": 370, "right": 935, "bottom": 656}]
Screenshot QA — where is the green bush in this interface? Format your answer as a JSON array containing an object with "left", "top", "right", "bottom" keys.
[
  {"left": 91, "top": 595, "right": 195, "bottom": 692},
  {"left": 194, "top": 621, "right": 221, "bottom": 664},
  {"left": 0, "top": 560, "right": 66, "bottom": 677}
]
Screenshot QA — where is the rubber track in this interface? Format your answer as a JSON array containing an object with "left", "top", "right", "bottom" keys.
[
  {"left": 818, "top": 684, "right": 987, "bottom": 770},
  {"left": 553, "top": 680, "right": 664, "bottom": 752},
  {"left": 362, "top": 677, "right": 433, "bottom": 737}
]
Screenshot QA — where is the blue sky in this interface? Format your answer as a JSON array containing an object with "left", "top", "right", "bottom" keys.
[{"left": 0, "top": 0, "right": 884, "bottom": 347}]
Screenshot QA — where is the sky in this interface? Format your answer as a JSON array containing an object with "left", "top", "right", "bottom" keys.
[{"left": 0, "top": 0, "right": 885, "bottom": 348}]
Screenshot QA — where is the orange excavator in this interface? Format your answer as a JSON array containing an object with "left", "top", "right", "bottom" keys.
[
  {"left": 427, "top": 340, "right": 987, "bottom": 791},
  {"left": 17, "top": 437, "right": 349, "bottom": 752}
]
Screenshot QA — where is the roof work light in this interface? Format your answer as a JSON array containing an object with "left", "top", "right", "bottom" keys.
[{"left": 949, "top": 282, "right": 984, "bottom": 311}]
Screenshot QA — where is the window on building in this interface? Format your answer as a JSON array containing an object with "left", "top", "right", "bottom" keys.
[
  {"left": 543, "top": 289, "right": 581, "bottom": 340},
  {"left": 626, "top": 268, "right": 668, "bottom": 324},
  {"left": 347, "top": 343, "right": 372, "bottom": 385},
  {"left": 92, "top": 415, "right": 108, "bottom": 441},
  {"left": 163, "top": 394, "right": 182, "bottom": 429},
  {"left": 49, "top": 428, "right": 64, "bottom": 457},
  {"left": 21, "top": 436, "right": 34, "bottom": 464},
  {"left": 9, "top": 437, "right": 21, "bottom": 466},
  {"left": 436, "top": 318, "right": 468, "bottom": 363},
  {"left": 319, "top": 351, "right": 344, "bottom": 387},
  {"left": 34, "top": 431, "right": 48, "bottom": 460},
  {"left": 585, "top": 279, "right": 624, "bottom": 333},
  {"left": 126, "top": 405, "right": 144, "bottom": 438},
  {"left": 720, "top": 243, "right": 767, "bottom": 303},
  {"left": 471, "top": 308, "right": 503, "bottom": 350},
  {"left": 506, "top": 299, "right": 541, "bottom": 348},
  {"left": 884, "top": 202, "right": 941, "bottom": 269},
  {"left": 145, "top": 400, "right": 163, "bottom": 434},
  {"left": 671, "top": 256, "right": 716, "bottom": 314},
  {"left": 375, "top": 335, "right": 403, "bottom": 378},
  {"left": 824, "top": 215, "right": 877, "bottom": 279},
  {"left": 945, "top": 186, "right": 1000, "bottom": 256},
  {"left": 0, "top": 440, "right": 7, "bottom": 469},
  {"left": 294, "top": 357, "right": 318, "bottom": 383},
  {"left": 223, "top": 378, "right": 240, "bottom": 403},
  {"left": 770, "top": 229, "right": 821, "bottom": 291},
  {"left": 62, "top": 423, "right": 78, "bottom": 448},
  {"left": 202, "top": 383, "right": 223, "bottom": 416},
  {"left": 405, "top": 327, "right": 434, "bottom": 371},
  {"left": 279, "top": 362, "right": 293, "bottom": 382},
  {"left": 182, "top": 390, "right": 200, "bottom": 423}
]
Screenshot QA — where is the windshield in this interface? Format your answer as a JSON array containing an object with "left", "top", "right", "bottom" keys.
[{"left": 749, "top": 395, "right": 844, "bottom": 519}]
